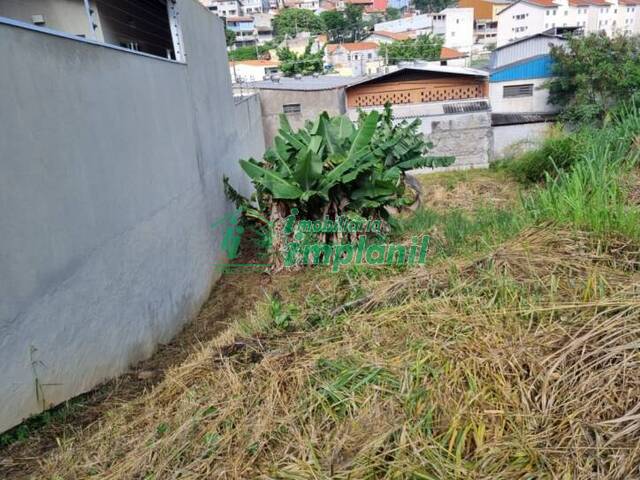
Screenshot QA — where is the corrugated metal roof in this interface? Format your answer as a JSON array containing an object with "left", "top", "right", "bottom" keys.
[
  {"left": 245, "top": 75, "right": 363, "bottom": 91},
  {"left": 443, "top": 100, "right": 490, "bottom": 114}
]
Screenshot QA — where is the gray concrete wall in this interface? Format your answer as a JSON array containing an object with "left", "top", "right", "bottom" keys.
[
  {"left": 254, "top": 88, "right": 346, "bottom": 146},
  {"left": 492, "top": 122, "right": 551, "bottom": 159},
  {"left": 349, "top": 101, "right": 492, "bottom": 171},
  {"left": 0, "top": 0, "right": 263, "bottom": 433}
]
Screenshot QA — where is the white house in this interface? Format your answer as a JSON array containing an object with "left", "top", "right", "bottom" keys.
[
  {"left": 432, "top": 8, "right": 475, "bottom": 51},
  {"left": 229, "top": 59, "right": 280, "bottom": 82},
  {"left": 202, "top": 0, "right": 242, "bottom": 17},
  {"left": 325, "top": 42, "right": 381, "bottom": 76}
]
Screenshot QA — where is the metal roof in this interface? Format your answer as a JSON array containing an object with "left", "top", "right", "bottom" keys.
[
  {"left": 245, "top": 75, "right": 363, "bottom": 91},
  {"left": 245, "top": 66, "right": 488, "bottom": 92}
]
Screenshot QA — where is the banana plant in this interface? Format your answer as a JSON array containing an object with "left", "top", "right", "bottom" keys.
[{"left": 231, "top": 105, "right": 454, "bottom": 268}]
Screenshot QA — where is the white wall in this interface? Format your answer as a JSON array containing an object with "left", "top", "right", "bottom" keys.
[
  {"left": 497, "top": 3, "right": 548, "bottom": 47},
  {"left": 490, "top": 78, "right": 558, "bottom": 113},
  {"left": 492, "top": 122, "right": 551, "bottom": 158},
  {"left": 440, "top": 8, "right": 474, "bottom": 51}
]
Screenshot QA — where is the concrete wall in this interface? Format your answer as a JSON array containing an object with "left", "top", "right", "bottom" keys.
[
  {"left": 0, "top": 0, "right": 102, "bottom": 39},
  {"left": 255, "top": 88, "right": 346, "bottom": 146},
  {"left": 349, "top": 101, "right": 492, "bottom": 171},
  {"left": 490, "top": 78, "right": 558, "bottom": 114},
  {"left": 492, "top": 122, "right": 551, "bottom": 158},
  {"left": 0, "top": 0, "right": 263, "bottom": 433}
]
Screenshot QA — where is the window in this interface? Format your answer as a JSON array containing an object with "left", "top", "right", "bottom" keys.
[
  {"left": 283, "top": 104, "right": 301, "bottom": 114},
  {"left": 367, "top": 53, "right": 372, "bottom": 59},
  {"left": 504, "top": 84, "right": 534, "bottom": 97}
]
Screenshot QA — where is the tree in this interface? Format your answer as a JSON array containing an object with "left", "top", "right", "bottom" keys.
[
  {"left": 385, "top": 7, "right": 402, "bottom": 20},
  {"left": 378, "top": 34, "right": 443, "bottom": 64},
  {"left": 414, "top": 0, "right": 455, "bottom": 13},
  {"left": 225, "top": 28, "right": 236, "bottom": 47},
  {"left": 277, "top": 41, "right": 324, "bottom": 76},
  {"left": 345, "top": 4, "right": 365, "bottom": 41},
  {"left": 320, "top": 10, "right": 347, "bottom": 41},
  {"left": 228, "top": 44, "right": 273, "bottom": 61},
  {"left": 548, "top": 33, "right": 640, "bottom": 124},
  {"left": 272, "top": 9, "right": 325, "bottom": 40}
]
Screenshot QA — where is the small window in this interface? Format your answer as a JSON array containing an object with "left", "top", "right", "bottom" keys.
[
  {"left": 283, "top": 103, "right": 301, "bottom": 114},
  {"left": 503, "top": 84, "right": 534, "bottom": 97}
]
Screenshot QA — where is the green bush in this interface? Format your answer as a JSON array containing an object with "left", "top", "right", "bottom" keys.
[{"left": 496, "top": 133, "right": 581, "bottom": 184}]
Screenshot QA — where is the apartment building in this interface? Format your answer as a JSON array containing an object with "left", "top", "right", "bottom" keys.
[{"left": 496, "top": 0, "right": 640, "bottom": 47}]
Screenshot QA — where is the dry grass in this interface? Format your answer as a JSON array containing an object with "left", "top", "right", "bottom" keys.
[
  {"left": 34, "top": 225, "right": 640, "bottom": 479},
  {"left": 415, "top": 169, "right": 520, "bottom": 212}
]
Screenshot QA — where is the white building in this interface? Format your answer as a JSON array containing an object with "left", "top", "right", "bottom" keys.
[
  {"left": 229, "top": 59, "right": 280, "bottom": 82},
  {"left": 373, "top": 9, "right": 475, "bottom": 51},
  {"left": 496, "top": 0, "right": 640, "bottom": 47},
  {"left": 202, "top": 0, "right": 242, "bottom": 17},
  {"left": 325, "top": 42, "right": 381, "bottom": 76},
  {"left": 284, "top": 0, "right": 321, "bottom": 9},
  {"left": 432, "top": 8, "right": 475, "bottom": 51}
]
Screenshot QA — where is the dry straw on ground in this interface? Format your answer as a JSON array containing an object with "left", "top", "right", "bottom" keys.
[{"left": 35, "top": 225, "right": 640, "bottom": 479}]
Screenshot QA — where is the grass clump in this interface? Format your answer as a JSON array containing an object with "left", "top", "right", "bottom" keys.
[
  {"left": 523, "top": 104, "right": 640, "bottom": 238},
  {"left": 494, "top": 129, "right": 581, "bottom": 184}
]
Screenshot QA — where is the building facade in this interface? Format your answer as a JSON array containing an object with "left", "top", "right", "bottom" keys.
[
  {"left": 496, "top": 0, "right": 640, "bottom": 47},
  {"left": 345, "top": 67, "right": 492, "bottom": 169},
  {"left": 325, "top": 42, "right": 382, "bottom": 76}
]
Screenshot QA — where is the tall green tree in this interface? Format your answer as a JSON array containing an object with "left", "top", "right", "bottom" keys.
[
  {"left": 320, "top": 10, "right": 347, "bottom": 39},
  {"left": 345, "top": 4, "right": 365, "bottom": 41},
  {"left": 548, "top": 33, "right": 640, "bottom": 124},
  {"left": 277, "top": 41, "right": 324, "bottom": 76},
  {"left": 273, "top": 9, "right": 325, "bottom": 40},
  {"left": 378, "top": 34, "right": 443, "bottom": 64}
]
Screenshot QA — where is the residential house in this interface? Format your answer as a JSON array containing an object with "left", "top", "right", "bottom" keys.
[
  {"left": 230, "top": 59, "right": 280, "bottom": 82},
  {"left": 202, "top": 0, "right": 242, "bottom": 17},
  {"left": 345, "top": 66, "right": 491, "bottom": 168},
  {"left": 241, "top": 0, "right": 265, "bottom": 14},
  {"left": 325, "top": 42, "right": 382, "bottom": 76},
  {"left": 489, "top": 29, "right": 569, "bottom": 156},
  {"left": 284, "top": 0, "right": 321, "bottom": 9},
  {"left": 226, "top": 16, "right": 258, "bottom": 46},
  {"left": 253, "top": 12, "right": 274, "bottom": 43},
  {"left": 432, "top": 8, "right": 475, "bottom": 51}
]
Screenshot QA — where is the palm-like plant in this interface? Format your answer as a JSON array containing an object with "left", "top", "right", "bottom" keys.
[{"left": 230, "top": 105, "right": 454, "bottom": 268}]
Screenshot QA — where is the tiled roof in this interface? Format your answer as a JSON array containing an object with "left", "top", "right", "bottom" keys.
[
  {"left": 369, "top": 30, "right": 414, "bottom": 40},
  {"left": 326, "top": 42, "right": 379, "bottom": 53},
  {"left": 345, "top": 0, "right": 374, "bottom": 4},
  {"left": 440, "top": 46, "right": 466, "bottom": 59}
]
